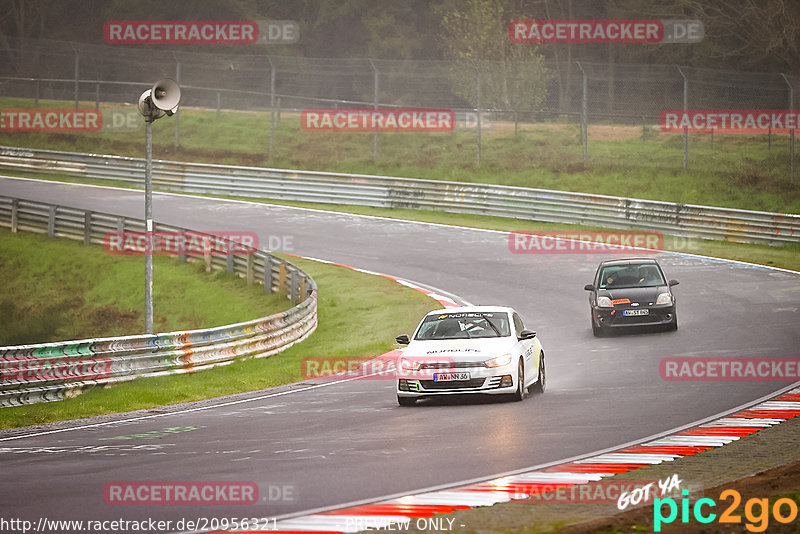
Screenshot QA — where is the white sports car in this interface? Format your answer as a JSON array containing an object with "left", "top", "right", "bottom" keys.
[{"left": 395, "top": 306, "right": 545, "bottom": 406}]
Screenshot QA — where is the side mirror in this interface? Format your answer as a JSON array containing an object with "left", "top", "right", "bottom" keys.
[
  {"left": 584, "top": 284, "right": 594, "bottom": 291},
  {"left": 518, "top": 329, "right": 536, "bottom": 340},
  {"left": 668, "top": 279, "right": 679, "bottom": 287},
  {"left": 395, "top": 334, "right": 410, "bottom": 345}
]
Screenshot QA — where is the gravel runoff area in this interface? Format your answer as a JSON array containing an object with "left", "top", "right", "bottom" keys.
[{"left": 398, "top": 400, "right": 800, "bottom": 534}]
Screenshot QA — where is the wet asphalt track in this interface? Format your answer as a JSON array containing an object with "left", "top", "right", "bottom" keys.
[{"left": 1, "top": 176, "right": 799, "bottom": 529}]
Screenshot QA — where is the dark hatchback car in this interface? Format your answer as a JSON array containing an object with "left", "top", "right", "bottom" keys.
[{"left": 584, "top": 258, "right": 679, "bottom": 336}]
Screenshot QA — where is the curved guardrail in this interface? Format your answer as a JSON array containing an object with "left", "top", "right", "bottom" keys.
[
  {"left": 0, "top": 145, "right": 798, "bottom": 244},
  {"left": 0, "top": 196, "right": 317, "bottom": 406}
]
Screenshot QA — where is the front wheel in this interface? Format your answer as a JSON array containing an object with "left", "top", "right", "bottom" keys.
[
  {"left": 592, "top": 319, "right": 605, "bottom": 337},
  {"left": 665, "top": 311, "right": 678, "bottom": 332},
  {"left": 510, "top": 359, "right": 525, "bottom": 402},
  {"left": 531, "top": 351, "right": 546, "bottom": 394},
  {"left": 397, "top": 396, "right": 416, "bottom": 406}
]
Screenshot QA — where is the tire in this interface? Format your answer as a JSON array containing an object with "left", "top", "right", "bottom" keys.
[
  {"left": 592, "top": 318, "right": 605, "bottom": 337},
  {"left": 510, "top": 359, "right": 525, "bottom": 402},
  {"left": 531, "top": 351, "right": 546, "bottom": 394},
  {"left": 665, "top": 312, "right": 678, "bottom": 332},
  {"left": 397, "top": 396, "right": 416, "bottom": 406}
]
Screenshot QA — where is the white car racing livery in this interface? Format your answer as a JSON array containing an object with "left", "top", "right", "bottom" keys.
[{"left": 395, "top": 306, "right": 545, "bottom": 406}]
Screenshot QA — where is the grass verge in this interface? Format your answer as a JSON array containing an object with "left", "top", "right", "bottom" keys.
[
  {"left": 0, "top": 253, "right": 440, "bottom": 429},
  {"left": 0, "top": 227, "right": 291, "bottom": 345}
]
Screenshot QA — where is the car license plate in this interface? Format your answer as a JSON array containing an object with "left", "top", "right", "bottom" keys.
[
  {"left": 433, "top": 372, "right": 470, "bottom": 381},
  {"left": 623, "top": 309, "right": 650, "bottom": 316}
]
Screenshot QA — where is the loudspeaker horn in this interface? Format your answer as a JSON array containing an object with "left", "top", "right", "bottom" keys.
[{"left": 150, "top": 78, "right": 181, "bottom": 115}]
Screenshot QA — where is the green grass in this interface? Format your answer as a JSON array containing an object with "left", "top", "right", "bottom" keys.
[
  {"left": 0, "top": 252, "right": 440, "bottom": 429},
  {"left": 1, "top": 97, "right": 799, "bottom": 213},
  {"left": 0, "top": 227, "right": 291, "bottom": 345}
]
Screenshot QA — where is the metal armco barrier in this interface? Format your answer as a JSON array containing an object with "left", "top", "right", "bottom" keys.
[
  {"left": 0, "top": 196, "right": 317, "bottom": 406},
  {"left": 1, "top": 146, "right": 798, "bottom": 244}
]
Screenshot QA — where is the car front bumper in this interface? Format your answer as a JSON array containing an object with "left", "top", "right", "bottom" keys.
[
  {"left": 396, "top": 366, "right": 518, "bottom": 397},
  {"left": 592, "top": 304, "right": 676, "bottom": 328}
]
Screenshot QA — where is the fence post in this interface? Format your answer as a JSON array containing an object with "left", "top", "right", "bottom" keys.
[
  {"left": 216, "top": 92, "right": 221, "bottom": 119},
  {"left": 95, "top": 83, "right": 100, "bottom": 109},
  {"left": 576, "top": 61, "right": 588, "bottom": 163},
  {"left": 677, "top": 65, "right": 689, "bottom": 170},
  {"left": 35, "top": 80, "right": 40, "bottom": 108},
  {"left": 368, "top": 58, "right": 379, "bottom": 159},
  {"left": 74, "top": 52, "right": 80, "bottom": 109},
  {"left": 781, "top": 73, "right": 795, "bottom": 184},
  {"left": 246, "top": 254, "right": 254, "bottom": 285},
  {"left": 470, "top": 59, "right": 481, "bottom": 167},
  {"left": 267, "top": 56, "right": 275, "bottom": 158}
]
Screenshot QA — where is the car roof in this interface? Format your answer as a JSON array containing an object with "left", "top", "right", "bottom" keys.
[
  {"left": 597, "top": 257, "right": 661, "bottom": 268},
  {"left": 424, "top": 305, "right": 514, "bottom": 316}
]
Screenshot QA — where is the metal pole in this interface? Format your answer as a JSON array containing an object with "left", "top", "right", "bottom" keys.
[
  {"left": 145, "top": 117, "right": 154, "bottom": 334},
  {"left": 74, "top": 53, "right": 80, "bottom": 109},
  {"left": 781, "top": 73, "right": 795, "bottom": 183},
  {"left": 269, "top": 59, "right": 275, "bottom": 109},
  {"left": 471, "top": 59, "right": 481, "bottom": 167},
  {"left": 576, "top": 61, "right": 588, "bottom": 163},
  {"left": 677, "top": 65, "right": 688, "bottom": 170},
  {"left": 368, "top": 59, "right": 379, "bottom": 159},
  {"left": 269, "top": 108, "right": 275, "bottom": 158},
  {"left": 174, "top": 59, "right": 181, "bottom": 149}
]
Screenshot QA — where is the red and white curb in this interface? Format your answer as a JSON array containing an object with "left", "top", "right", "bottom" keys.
[
  {"left": 286, "top": 254, "right": 464, "bottom": 309},
  {"left": 209, "top": 386, "right": 800, "bottom": 533}
]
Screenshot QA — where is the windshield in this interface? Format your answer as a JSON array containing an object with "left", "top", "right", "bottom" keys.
[
  {"left": 414, "top": 312, "right": 511, "bottom": 340},
  {"left": 599, "top": 264, "right": 665, "bottom": 289}
]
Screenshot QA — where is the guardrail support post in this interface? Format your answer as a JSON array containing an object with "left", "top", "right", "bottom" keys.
[
  {"left": 246, "top": 254, "right": 254, "bottom": 285},
  {"left": 48, "top": 206, "right": 56, "bottom": 236},
  {"left": 11, "top": 199, "right": 18, "bottom": 233},
  {"left": 279, "top": 262, "right": 287, "bottom": 294},
  {"left": 290, "top": 268, "right": 299, "bottom": 303},
  {"left": 226, "top": 248, "right": 234, "bottom": 273},
  {"left": 263, "top": 255, "right": 273, "bottom": 293},
  {"left": 299, "top": 276, "right": 307, "bottom": 301},
  {"left": 83, "top": 211, "right": 91, "bottom": 245}
]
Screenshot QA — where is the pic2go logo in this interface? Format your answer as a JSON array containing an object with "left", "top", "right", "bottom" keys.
[{"left": 654, "top": 489, "right": 799, "bottom": 532}]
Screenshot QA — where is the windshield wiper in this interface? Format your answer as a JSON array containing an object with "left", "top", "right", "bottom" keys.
[{"left": 478, "top": 313, "right": 502, "bottom": 337}]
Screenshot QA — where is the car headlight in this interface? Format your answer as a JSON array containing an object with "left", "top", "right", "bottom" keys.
[
  {"left": 399, "top": 358, "right": 420, "bottom": 372},
  {"left": 485, "top": 353, "right": 512, "bottom": 368},
  {"left": 597, "top": 296, "right": 613, "bottom": 308},
  {"left": 656, "top": 292, "right": 673, "bottom": 305}
]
